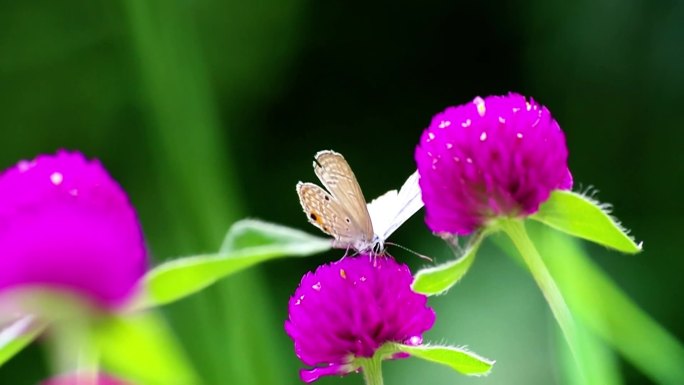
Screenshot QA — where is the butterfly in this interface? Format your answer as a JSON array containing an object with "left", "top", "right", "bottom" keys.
[{"left": 296, "top": 150, "right": 423, "bottom": 254}]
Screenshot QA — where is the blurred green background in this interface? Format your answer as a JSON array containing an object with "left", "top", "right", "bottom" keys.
[{"left": 1, "top": 0, "right": 682, "bottom": 384}]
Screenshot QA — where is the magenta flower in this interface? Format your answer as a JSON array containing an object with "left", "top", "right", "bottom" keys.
[
  {"left": 40, "top": 373, "right": 133, "bottom": 385},
  {"left": 415, "top": 93, "right": 573, "bottom": 235},
  {"left": 285, "top": 255, "right": 435, "bottom": 383},
  {"left": 0, "top": 151, "right": 147, "bottom": 310}
]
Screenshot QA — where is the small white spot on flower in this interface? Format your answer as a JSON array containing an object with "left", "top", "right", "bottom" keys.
[
  {"left": 446, "top": 142, "right": 453, "bottom": 149},
  {"left": 50, "top": 172, "right": 63, "bottom": 185},
  {"left": 453, "top": 156, "right": 460, "bottom": 162},
  {"left": 498, "top": 116, "right": 506, "bottom": 124},
  {"left": 360, "top": 276, "right": 367, "bottom": 282},
  {"left": 17, "top": 161, "right": 34, "bottom": 172},
  {"left": 407, "top": 335, "right": 422, "bottom": 345},
  {"left": 516, "top": 132, "right": 524, "bottom": 139},
  {"left": 312, "top": 282, "right": 321, "bottom": 291},
  {"left": 474, "top": 97, "right": 486, "bottom": 117},
  {"left": 68, "top": 189, "right": 78, "bottom": 196},
  {"left": 466, "top": 157, "right": 473, "bottom": 164},
  {"left": 438, "top": 120, "right": 451, "bottom": 128},
  {"left": 461, "top": 119, "right": 472, "bottom": 128},
  {"left": 427, "top": 132, "right": 436, "bottom": 141},
  {"left": 512, "top": 107, "right": 521, "bottom": 113},
  {"left": 480, "top": 132, "right": 487, "bottom": 141},
  {"left": 526, "top": 102, "right": 532, "bottom": 111}
]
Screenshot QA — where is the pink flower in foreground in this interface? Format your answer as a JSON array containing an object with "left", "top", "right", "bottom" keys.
[
  {"left": 415, "top": 93, "right": 572, "bottom": 235},
  {"left": 0, "top": 151, "right": 147, "bottom": 309},
  {"left": 41, "top": 372, "right": 133, "bottom": 385},
  {"left": 285, "top": 255, "right": 434, "bottom": 383}
]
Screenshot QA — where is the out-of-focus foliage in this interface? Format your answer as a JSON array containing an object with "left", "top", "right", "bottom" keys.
[{"left": 1, "top": 0, "right": 682, "bottom": 384}]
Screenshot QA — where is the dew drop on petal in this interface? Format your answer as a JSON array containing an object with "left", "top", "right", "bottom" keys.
[
  {"left": 50, "top": 172, "right": 63, "bottom": 186},
  {"left": 438, "top": 120, "right": 451, "bottom": 128},
  {"left": 427, "top": 132, "right": 435, "bottom": 141},
  {"left": 517, "top": 132, "right": 523, "bottom": 139},
  {"left": 473, "top": 97, "right": 486, "bottom": 117},
  {"left": 312, "top": 282, "right": 321, "bottom": 291},
  {"left": 17, "top": 161, "right": 33, "bottom": 172},
  {"left": 446, "top": 142, "right": 453, "bottom": 149},
  {"left": 480, "top": 132, "right": 487, "bottom": 141}
]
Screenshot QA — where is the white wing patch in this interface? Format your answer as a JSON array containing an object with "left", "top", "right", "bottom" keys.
[{"left": 367, "top": 170, "right": 423, "bottom": 242}]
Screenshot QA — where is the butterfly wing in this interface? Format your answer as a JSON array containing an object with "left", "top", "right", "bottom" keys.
[
  {"left": 296, "top": 182, "right": 369, "bottom": 248},
  {"left": 312, "top": 150, "right": 374, "bottom": 243},
  {"left": 367, "top": 170, "right": 423, "bottom": 242}
]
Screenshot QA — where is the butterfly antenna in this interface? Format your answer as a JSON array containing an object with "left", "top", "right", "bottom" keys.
[
  {"left": 340, "top": 246, "right": 351, "bottom": 260},
  {"left": 340, "top": 246, "right": 362, "bottom": 260},
  {"left": 384, "top": 242, "right": 433, "bottom": 262}
]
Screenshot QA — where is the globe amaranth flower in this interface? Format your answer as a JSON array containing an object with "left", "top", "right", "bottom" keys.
[
  {"left": 0, "top": 151, "right": 147, "bottom": 310},
  {"left": 41, "top": 372, "right": 133, "bottom": 385},
  {"left": 415, "top": 93, "right": 573, "bottom": 235},
  {"left": 285, "top": 255, "right": 435, "bottom": 383}
]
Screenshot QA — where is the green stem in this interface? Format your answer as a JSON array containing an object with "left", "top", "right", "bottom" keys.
[
  {"left": 47, "top": 319, "right": 98, "bottom": 376},
  {"left": 359, "top": 357, "right": 384, "bottom": 385},
  {"left": 498, "top": 219, "right": 577, "bottom": 357}
]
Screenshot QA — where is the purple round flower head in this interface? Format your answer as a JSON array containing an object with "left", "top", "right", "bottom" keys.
[
  {"left": 285, "top": 255, "right": 435, "bottom": 383},
  {"left": 0, "top": 151, "right": 147, "bottom": 310},
  {"left": 415, "top": 93, "right": 573, "bottom": 235}
]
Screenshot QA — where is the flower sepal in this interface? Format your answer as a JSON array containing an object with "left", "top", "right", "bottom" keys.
[
  {"left": 387, "top": 342, "right": 495, "bottom": 376},
  {"left": 300, "top": 341, "right": 495, "bottom": 384},
  {"left": 530, "top": 190, "right": 642, "bottom": 254},
  {"left": 412, "top": 230, "right": 486, "bottom": 295}
]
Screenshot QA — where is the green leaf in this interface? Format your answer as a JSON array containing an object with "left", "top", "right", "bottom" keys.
[
  {"left": 530, "top": 224, "right": 684, "bottom": 384},
  {"left": 94, "top": 312, "right": 199, "bottom": 385},
  {"left": 134, "top": 219, "right": 330, "bottom": 309},
  {"left": 531, "top": 190, "right": 641, "bottom": 253},
  {"left": 412, "top": 234, "right": 483, "bottom": 295},
  {"left": 392, "top": 344, "right": 495, "bottom": 376},
  {"left": 0, "top": 316, "right": 46, "bottom": 367}
]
